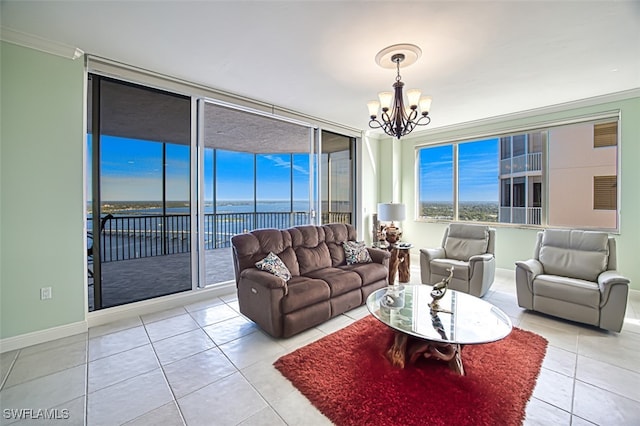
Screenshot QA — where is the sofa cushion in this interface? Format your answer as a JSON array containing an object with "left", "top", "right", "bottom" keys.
[
  {"left": 281, "top": 276, "right": 331, "bottom": 314},
  {"left": 255, "top": 252, "right": 291, "bottom": 281},
  {"left": 534, "top": 274, "right": 600, "bottom": 309},
  {"left": 323, "top": 223, "right": 357, "bottom": 266},
  {"left": 444, "top": 224, "right": 489, "bottom": 261},
  {"left": 343, "top": 241, "right": 372, "bottom": 265},
  {"left": 295, "top": 242, "right": 332, "bottom": 275},
  {"left": 538, "top": 229, "right": 609, "bottom": 282},
  {"left": 305, "top": 267, "right": 362, "bottom": 297},
  {"left": 339, "top": 262, "right": 387, "bottom": 286},
  {"left": 232, "top": 230, "right": 300, "bottom": 277}
]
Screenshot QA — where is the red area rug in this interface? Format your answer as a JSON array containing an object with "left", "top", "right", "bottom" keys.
[{"left": 274, "top": 315, "right": 547, "bottom": 426}]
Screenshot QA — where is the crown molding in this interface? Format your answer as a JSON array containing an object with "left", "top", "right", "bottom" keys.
[
  {"left": 0, "top": 26, "right": 83, "bottom": 60},
  {"left": 403, "top": 88, "right": 640, "bottom": 142}
]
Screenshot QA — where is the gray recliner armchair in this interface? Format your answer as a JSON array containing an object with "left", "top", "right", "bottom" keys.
[
  {"left": 420, "top": 223, "right": 496, "bottom": 297},
  {"left": 515, "top": 229, "right": 629, "bottom": 332}
]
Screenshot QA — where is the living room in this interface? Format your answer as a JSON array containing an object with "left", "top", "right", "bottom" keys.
[{"left": 1, "top": 1, "right": 639, "bottom": 425}]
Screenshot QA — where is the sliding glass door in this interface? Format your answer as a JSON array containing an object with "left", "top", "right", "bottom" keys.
[
  {"left": 319, "top": 130, "right": 355, "bottom": 225},
  {"left": 200, "top": 101, "right": 314, "bottom": 286},
  {"left": 86, "top": 74, "right": 359, "bottom": 309},
  {"left": 87, "top": 75, "right": 192, "bottom": 311}
]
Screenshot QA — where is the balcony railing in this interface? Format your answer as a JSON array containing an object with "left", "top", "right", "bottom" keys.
[
  {"left": 499, "top": 207, "right": 542, "bottom": 225},
  {"left": 501, "top": 152, "right": 543, "bottom": 175},
  {"left": 89, "top": 211, "right": 352, "bottom": 263}
]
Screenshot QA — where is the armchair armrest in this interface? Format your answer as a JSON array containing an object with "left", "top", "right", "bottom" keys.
[
  {"left": 420, "top": 247, "right": 445, "bottom": 262},
  {"left": 367, "top": 247, "right": 391, "bottom": 266},
  {"left": 598, "top": 270, "right": 630, "bottom": 306},
  {"left": 515, "top": 259, "right": 543, "bottom": 278},
  {"left": 469, "top": 253, "right": 494, "bottom": 263},
  {"left": 240, "top": 268, "right": 289, "bottom": 294}
]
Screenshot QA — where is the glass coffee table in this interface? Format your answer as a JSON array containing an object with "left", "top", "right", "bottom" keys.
[{"left": 366, "top": 284, "right": 512, "bottom": 375}]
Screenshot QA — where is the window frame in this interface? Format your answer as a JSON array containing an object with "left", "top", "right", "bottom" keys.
[{"left": 414, "top": 113, "right": 621, "bottom": 232}]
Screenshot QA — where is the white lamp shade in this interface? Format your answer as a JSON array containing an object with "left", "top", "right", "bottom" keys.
[
  {"left": 377, "top": 203, "right": 406, "bottom": 222},
  {"left": 367, "top": 101, "right": 380, "bottom": 117},
  {"left": 406, "top": 89, "right": 422, "bottom": 107},
  {"left": 419, "top": 96, "right": 432, "bottom": 113},
  {"left": 378, "top": 91, "right": 393, "bottom": 110}
]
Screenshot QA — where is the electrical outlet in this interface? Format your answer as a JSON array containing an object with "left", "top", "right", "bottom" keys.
[{"left": 40, "top": 287, "right": 52, "bottom": 300}]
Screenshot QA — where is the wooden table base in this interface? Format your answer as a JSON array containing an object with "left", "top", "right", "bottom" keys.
[{"left": 386, "top": 332, "right": 465, "bottom": 375}]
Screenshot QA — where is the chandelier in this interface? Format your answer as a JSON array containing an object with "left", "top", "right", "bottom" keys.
[{"left": 367, "top": 44, "right": 432, "bottom": 139}]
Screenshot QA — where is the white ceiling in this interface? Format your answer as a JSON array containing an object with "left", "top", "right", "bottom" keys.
[{"left": 2, "top": 1, "right": 639, "bottom": 135}]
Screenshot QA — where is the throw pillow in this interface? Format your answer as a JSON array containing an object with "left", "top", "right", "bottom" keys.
[
  {"left": 343, "top": 241, "right": 372, "bottom": 265},
  {"left": 255, "top": 252, "right": 292, "bottom": 281}
]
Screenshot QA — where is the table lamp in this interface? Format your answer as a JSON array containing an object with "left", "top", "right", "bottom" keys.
[{"left": 377, "top": 203, "right": 406, "bottom": 245}]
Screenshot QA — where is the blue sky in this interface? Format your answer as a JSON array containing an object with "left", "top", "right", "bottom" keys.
[
  {"left": 419, "top": 138, "right": 499, "bottom": 202},
  {"left": 93, "top": 136, "right": 310, "bottom": 202}
]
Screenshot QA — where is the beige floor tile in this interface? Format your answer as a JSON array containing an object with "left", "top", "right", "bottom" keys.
[
  {"left": 87, "top": 368, "right": 173, "bottom": 426},
  {"left": 123, "top": 401, "right": 185, "bottom": 426},
  {"left": 0, "top": 350, "right": 18, "bottom": 390},
  {"left": 4, "top": 341, "right": 87, "bottom": 388},
  {"left": 572, "top": 381, "right": 640, "bottom": 425},
  {"left": 88, "top": 344, "right": 159, "bottom": 392},
  {"left": 17, "top": 333, "right": 88, "bottom": 357},
  {"left": 144, "top": 314, "right": 199, "bottom": 342},
  {"left": 140, "top": 306, "right": 187, "bottom": 324},
  {"left": 532, "top": 367, "right": 575, "bottom": 412},
  {"left": 577, "top": 329, "right": 640, "bottom": 373},
  {"left": 542, "top": 346, "right": 577, "bottom": 377},
  {"left": 188, "top": 303, "right": 239, "bottom": 327},
  {"left": 576, "top": 355, "right": 640, "bottom": 402},
  {"left": 238, "top": 407, "right": 287, "bottom": 426},
  {"left": 177, "top": 372, "right": 267, "bottom": 426},
  {"left": 524, "top": 397, "right": 571, "bottom": 426},
  {"left": 88, "top": 325, "right": 150, "bottom": 361},
  {"left": 202, "top": 316, "right": 258, "bottom": 345},
  {"left": 152, "top": 329, "right": 215, "bottom": 365},
  {"left": 89, "top": 316, "right": 142, "bottom": 338},
  {"left": 241, "top": 358, "right": 297, "bottom": 405},
  {"left": 269, "top": 388, "right": 333, "bottom": 426},
  {"left": 0, "top": 364, "right": 86, "bottom": 425},
  {"left": 219, "top": 331, "right": 287, "bottom": 370},
  {"left": 163, "top": 347, "right": 236, "bottom": 398},
  {"left": 183, "top": 297, "right": 224, "bottom": 313}
]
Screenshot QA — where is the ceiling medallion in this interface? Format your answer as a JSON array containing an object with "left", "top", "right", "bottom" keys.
[{"left": 367, "top": 44, "right": 432, "bottom": 139}]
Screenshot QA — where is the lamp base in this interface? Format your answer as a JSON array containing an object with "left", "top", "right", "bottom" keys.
[{"left": 384, "top": 224, "right": 402, "bottom": 245}]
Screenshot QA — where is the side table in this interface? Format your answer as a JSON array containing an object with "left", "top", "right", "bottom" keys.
[{"left": 375, "top": 242, "right": 413, "bottom": 284}]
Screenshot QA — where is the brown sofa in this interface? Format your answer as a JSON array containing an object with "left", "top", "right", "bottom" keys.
[{"left": 231, "top": 223, "right": 390, "bottom": 338}]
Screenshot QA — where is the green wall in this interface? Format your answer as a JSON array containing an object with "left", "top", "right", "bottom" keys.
[
  {"left": 0, "top": 42, "right": 86, "bottom": 339},
  {"left": 396, "top": 94, "right": 640, "bottom": 290}
]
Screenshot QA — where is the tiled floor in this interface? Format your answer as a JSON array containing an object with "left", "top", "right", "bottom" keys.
[{"left": 2, "top": 267, "right": 640, "bottom": 425}]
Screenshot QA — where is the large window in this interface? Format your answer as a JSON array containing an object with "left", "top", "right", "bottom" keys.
[
  {"left": 418, "top": 145, "right": 454, "bottom": 220},
  {"left": 417, "top": 118, "right": 619, "bottom": 230}
]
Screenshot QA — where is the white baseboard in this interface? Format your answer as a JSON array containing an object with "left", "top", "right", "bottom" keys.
[
  {"left": 0, "top": 281, "right": 237, "bottom": 353},
  {"left": 87, "top": 281, "right": 236, "bottom": 328},
  {"left": 0, "top": 320, "right": 88, "bottom": 354}
]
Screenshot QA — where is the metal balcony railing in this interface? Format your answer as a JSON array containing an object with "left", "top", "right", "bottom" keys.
[
  {"left": 501, "top": 152, "right": 542, "bottom": 175},
  {"left": 88, "top": 211, "right": 352, "bottom": 263},
  {"left": 499, "top": 207, "right": 542, "bottom": 225}
]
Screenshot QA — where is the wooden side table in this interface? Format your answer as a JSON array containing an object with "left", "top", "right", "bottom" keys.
[{"left": 378, "top": 243, "right": 413, "bottom": 284}]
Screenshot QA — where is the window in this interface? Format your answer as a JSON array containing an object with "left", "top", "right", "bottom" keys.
[
  {"left": 418, "top": 145, "right": 453, "bottom": 220},
  {"left": 417, "top": 117, "right": 619, "bottom": 230},
  {"left": 458, "top": 139, "right": 499, "bottom": 222}
]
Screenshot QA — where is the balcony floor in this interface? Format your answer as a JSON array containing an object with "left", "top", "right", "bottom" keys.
[{"left": 89, "top": 248, "right": 235, "bottom": 311}]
